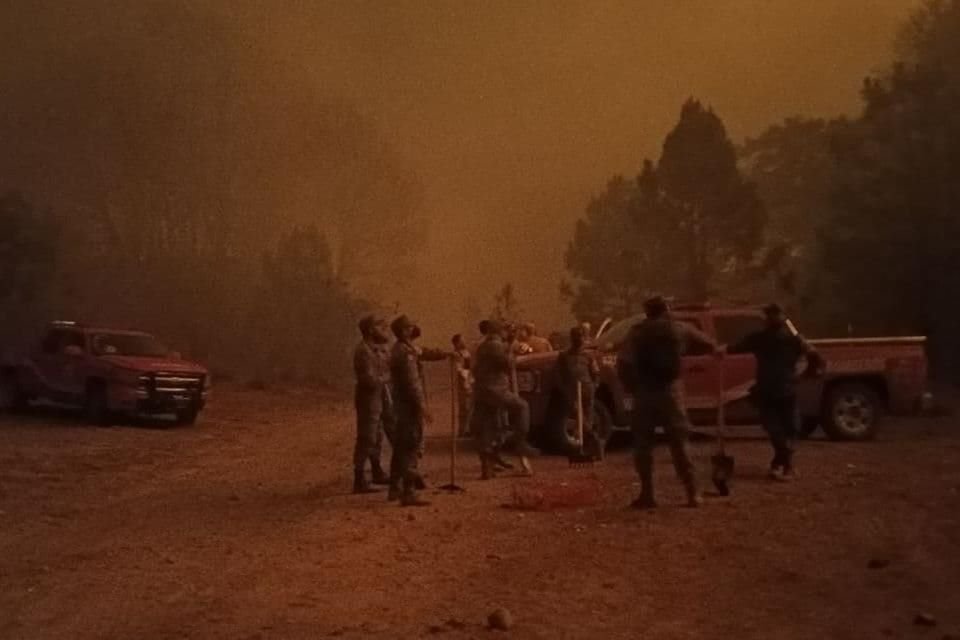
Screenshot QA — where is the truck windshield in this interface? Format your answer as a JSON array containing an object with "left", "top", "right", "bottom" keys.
[
  {"left": 92, "top": 333, "right": 169, "bottom": 358},
  {"left": 598, "top": 314, "right": 645, "bottom": 349}
]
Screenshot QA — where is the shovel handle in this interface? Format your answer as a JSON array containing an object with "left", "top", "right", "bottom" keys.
[
  {"left": 716, "top": 354, "right": 726, "bottom": 450},
  {"left": 576, "top": 381, "right": 584, "bottom": 452}
]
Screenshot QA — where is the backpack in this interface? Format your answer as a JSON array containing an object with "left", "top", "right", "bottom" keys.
[{"left": 633, "top": 321, "right": 682, "bottom": 384}]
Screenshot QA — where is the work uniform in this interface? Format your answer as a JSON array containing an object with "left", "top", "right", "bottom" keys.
[
  {"left": 729, "top": 325, "right": 824, "bottom": 472},
  {"left": 554, "top": 345, "right": 601, "bottom": 456},
  {"left": 452, "top": 347, "right": 473, "bottom": 437},
  {"left": 389, "top": 340, "right": 430, "bottom": 496},
  {"left": 472, "top": 334, "right": 530, "bottom": 459},
  {"left": 623, "top": 317, "right": 717, "bottom": 502},
  {"left": 353, "top": 340, "right": 394, "bottom": 479}
]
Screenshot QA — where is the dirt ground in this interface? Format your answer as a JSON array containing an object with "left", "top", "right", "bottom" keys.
[{"left": 2, "top": 381, "right": 959, "bottom": 640}]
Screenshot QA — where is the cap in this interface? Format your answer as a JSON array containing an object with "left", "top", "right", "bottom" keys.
[
  {"left": 643, "top": 295, "right": 669, "bottom": 317},
  {"left": 357, "top": 315, "right": 377, "bottom": 335},
  {"left": 485, "top": 319, "right": 505, "bottom": 335},
  {"left": 391, "top": 314, "right": 416, "bottom": 336}
]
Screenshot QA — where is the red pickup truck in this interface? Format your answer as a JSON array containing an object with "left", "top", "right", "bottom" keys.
[
  {"left": 1, "top": 321, "right": 210, "bottom": 425},
  {"left": 515, "top": 304, "right": 929, "bottom": 451}
]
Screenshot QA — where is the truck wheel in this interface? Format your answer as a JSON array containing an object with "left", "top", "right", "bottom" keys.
[
  {"left": 822, "top": 383, "right": 881, "bottom": 441},
  {"left": 175, "top": 408, "right": 200, "bottom": 426},
  {"left": 84, "top": 384, "right": 113, "bottom": 426},
  {"left": 545, "top": 393, "right": 578, "bottom": 453},
  {"left": 0, "top": 374, "right": 30, "bottom": 414}
]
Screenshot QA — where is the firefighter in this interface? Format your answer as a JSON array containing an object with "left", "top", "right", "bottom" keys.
[
  {"left": 554, "top": 325, "right": 603, "bottom": 458},
  {"left": 727, "top": 303, "right": 825, "bottom": 481},
  {"left": 388, "top": 315, "right": 438, "bottom": 507},
  {"left": 621, "top": 296, "right": 718, "bottom": 509},
  {"left": 352, "top": 315, "right": 393, "bottom": 494},
  {"left": 472, "top": 319, "right": 539, "bottom": 479},
  {"left": 518, "top": 323, "right": 553, "bottom": 354}
]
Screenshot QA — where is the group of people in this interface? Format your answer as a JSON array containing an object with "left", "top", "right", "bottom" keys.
[
  {"left": 352, "top": 295, "right": 824, "bottom": 510},
  {"left": 618, "top": 296, "right": 824, "bottom": 508},
  {"left": 351, "top": 313, "right": 543, "bottom": 507}
]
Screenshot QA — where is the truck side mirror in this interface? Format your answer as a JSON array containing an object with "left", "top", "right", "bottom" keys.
[{"left": 63, "top": 345, "right": 84, "bottom": 357}]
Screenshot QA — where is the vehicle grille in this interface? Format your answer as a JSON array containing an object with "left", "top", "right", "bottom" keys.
[{"left": 152, "top": 373, "right": 204, "bottom": 394}]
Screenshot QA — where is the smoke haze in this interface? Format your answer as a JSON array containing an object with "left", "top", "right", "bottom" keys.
[{"left": 1, "top": 0, "right": 916, "bottom": 341}]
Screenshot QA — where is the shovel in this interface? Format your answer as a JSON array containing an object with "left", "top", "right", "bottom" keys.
[
  {"left": 440, "top": 359, "right": 466, "bottom": 493},
  {"left": 710, "top": 354, "right": 734, "bottom": 496},
  {"left": 568, "top": 381, "right": 595, "bottom": 468}
]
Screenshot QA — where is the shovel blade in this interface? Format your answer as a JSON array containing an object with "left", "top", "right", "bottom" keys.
[{"left": 711, "top": 452, "right": 735, "bottom": 496}]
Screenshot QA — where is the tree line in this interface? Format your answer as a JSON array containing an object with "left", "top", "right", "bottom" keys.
[
  {"left": 563, "top": 0, "right": 960, "bottom": 378},
  {"left": 0, "top": 2, "right": 419, "bottom": 386}
]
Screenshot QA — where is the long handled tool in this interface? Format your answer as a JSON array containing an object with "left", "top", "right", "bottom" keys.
[
  {"left": 711, "top": 354, "right": 734, "bottom": 496},
  {"left": 440, "top": 359, "right": 465, "bottom": 492},
  {"left": 568, "top": 381, "right": 594, "bottom": 467},
  {"left": 510, "top": 359, "right": 533, "bottom": 477}
]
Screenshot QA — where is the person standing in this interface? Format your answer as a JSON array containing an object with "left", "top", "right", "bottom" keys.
[
  {"left": 517, "top": 323, "right": 553, "bottom": 354},
  {"left": 352, "top": 316, "right": 393, "bottom": 494},
  {"left": 621, "top": 296, "right": 718, "bottom": 509},
  {"left": 472, "top": 320, "right": 539, "bottom": 479},
  {"left": 451, "top": 334, "right": 473, "bottom": 437},
  {"left": 554, "top": 325, "right": 603, "bottom": 459},
  {"left": 727, "top": 304, "right": 825, "bottom": 481},
  {"left": 388, "top": 315, "right": 437, "bottom": 507}
]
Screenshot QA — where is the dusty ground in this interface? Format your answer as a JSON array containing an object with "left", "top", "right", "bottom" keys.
[{"left": 1, "top": 381, "right": 959, "bottom": 640}]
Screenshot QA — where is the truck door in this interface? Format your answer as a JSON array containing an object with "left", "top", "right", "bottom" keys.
[
  {"left": 33, "top": 329, "right": 86, "bottom": 401},
  {"left": 711, "top": 312, "right": 766, "bottom": 422}
]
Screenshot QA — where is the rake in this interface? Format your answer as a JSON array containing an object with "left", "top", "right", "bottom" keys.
[
  {"left": 568, "top": 381, "right": 595, "bottom": 468},
  {"left": 710, "top": 355, "right": 734, "bottom": 496}
]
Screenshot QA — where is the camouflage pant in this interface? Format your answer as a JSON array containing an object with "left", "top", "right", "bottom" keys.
[
  {"left": 456, "top": 384, "right": 473, "bottom": 437},
  {"left": 393, "top": 408, "right": 424, "bottom": 488},
  {"left": 353, "top": 386, "right": 395, "bottom": 470},
  {"left": 631, "top": 384, "right": 696, "bottom": 494},
  {"left": 757, "top": 395, "right": 798, "bottom": 470},
  {"left": 473, "top": 387, "right": 530, "bottom": 455}
]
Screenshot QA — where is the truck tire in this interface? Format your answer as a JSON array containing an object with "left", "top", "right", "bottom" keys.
[
  {"left": 822, "top": 383, "right": 881, "bottom": 441},
  {"left": 84, "top": 383, "right": 113, "bottom": 426},
  {"left": 544, "top": 392, "right": 577, "bottom": 453},
  {"left": 0, "top": 373, "right": 30, "bottom": 414},
  {"left": 175, "top": 408, "right": 200, "bottom": 426}
]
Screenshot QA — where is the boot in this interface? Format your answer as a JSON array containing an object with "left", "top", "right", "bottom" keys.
[
  {"left": 400, "top": 481, "right": 431, "bottom": 507},
  {"left": 632, "top": 466, "right": 656, "bottom": 509},
  {"left": 370, "top": 458, "right": 390, "bottom": 485},
  {"left": 631, "top": 493, "right": 657, "bottom": 510},
  {"left": 414, "top": 474, "right": 427, "bottom": 490},
  {"left": 352, "top": 468, "right": 379, "bottom": 495},
  {"left": 480, "top": 454, "right": 497, "bottom": 480},
  {"left": 493, "top": 453, "right": 514, "bottom": 470},
  {"left": 684, "top": 478, "right": 703, "bottom": 508},
  {"left": 387, "top": 482, "right": 402, "bottom": 502},
  {"left": 514, "top": 439, "right": 541, "bottom": 458},
  {"left": 518, "top": 456, "right": 534, "bottom": 477}
]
